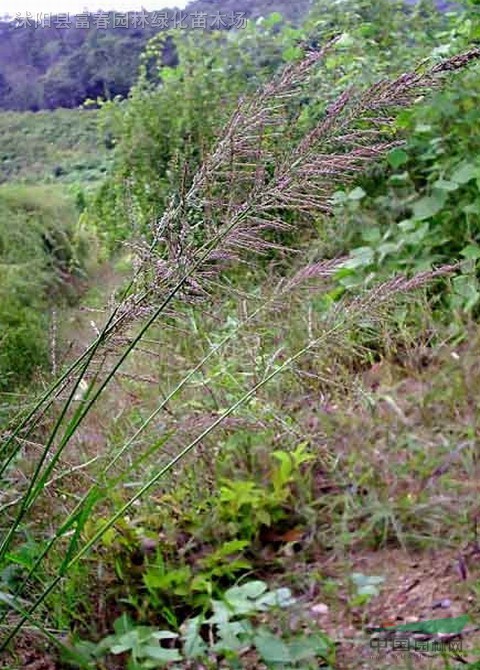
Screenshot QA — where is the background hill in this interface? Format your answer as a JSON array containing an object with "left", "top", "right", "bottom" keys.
[{"left": 0, "top": 0, "right": 311, "bottom": 111}]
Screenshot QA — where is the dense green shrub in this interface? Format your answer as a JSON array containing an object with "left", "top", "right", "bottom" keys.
[
  {"left": 325, "top": 8, "right": 480, "bottom": 316},
  {"left": 0, "top": 109, "right": 110, "bottom": 185},
  {"left": 0, "top": 185, "right": 85, "bottom": 390}
]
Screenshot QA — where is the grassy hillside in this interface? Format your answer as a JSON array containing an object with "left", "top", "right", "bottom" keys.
[
  {"left": 0, "top": 108, "right": 111, "bottom": 184},
  {"left": 0, "top": 0, "right": 311, "bottom": 111}
]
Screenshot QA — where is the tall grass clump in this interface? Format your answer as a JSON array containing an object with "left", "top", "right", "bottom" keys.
[{"left": 0, "top": 41, "right": 479, "bottom": 658}]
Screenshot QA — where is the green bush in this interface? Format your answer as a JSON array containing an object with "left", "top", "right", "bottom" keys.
[
  {"left": 0, "top": 184, "right": 85, "bottom": 390},
  {"left": 0, "top": 109, "right": 110, "bottom": 185}
]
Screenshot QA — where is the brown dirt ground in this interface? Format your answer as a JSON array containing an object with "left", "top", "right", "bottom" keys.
[{"left": 310, "top": 546, "right": 480, "bottom": 669}]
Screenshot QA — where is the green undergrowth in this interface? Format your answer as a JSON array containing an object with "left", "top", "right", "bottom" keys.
[
  {"left": 0, "top": 109, "right": 112, "bottom": 186},
  {"left": 5, "top": 282, "right": 480, "bottom": 667},
  {"left": 0, "top": 183, "right": 88, "bottom": 395}
]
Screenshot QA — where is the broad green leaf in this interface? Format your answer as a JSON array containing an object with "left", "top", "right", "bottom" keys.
[
  {"left": 151, "top": 631, "right": 179, "bottom": 641},
  {"left": 255, "top": 587, "right": 296, "bottom": 610},
  {"left": 388, "top": 172, "right": 410, "bottom": 185},
  {"left": 387, "top": 148, "right": 408, "bottom": 169},
  {"left": 452, "top": 276, "right": 480, "bottom": 311},
  {"left": 287, "top": 633, "right": 331, "bottom": 661},
  {"left": 211, "top": 539, "right": 249, "bottom": 557},
  {"left": 142, "top": 645, "right": 182, "bottom": 662},
  {"left": 398, "top": 219, "right": 418, "bottom": 231},
  {"left": 362, "top": 228, "right": 382, "bottom": 244},
  {"left": 348, "top": 186, "right": 366, "bottom": 201},
  {"left": 226, "top": 580, "right": 267, "bottom": 602},
  {"left": 282, "top": 46, "right": 303, "bottom": 62},
  {"left": 460, "top": 244, "right": 480, "bottom": 260},
  {"left": 181, "top": 617, "right": 207, "bottom": 659},
  {"left": 378, "top": 242, "right": 401, "bottom": 260},
  {"left": 263, "top": 11, "right": 283, "bottom": 28},
  {"left": 351, "top": 573, "right": 384, "bottom": 596},
  {"left": 336, "top": 32, "right": 354, "bottom": 47},
  {"left": 214, "top": 619, "right": 252, "bottom": 652},
  {"left": 254, "top": 630, "right": 292, "bottom": 664},
  {"left": 412, "top": 192, "right": 446, "bottom": 220},
  {"left": 351, "top": 573, "right": 385, "bottom": 586},
  {"left": 433, "top": 179, "right": 458, "bottom": 192},
  {"left": 342, "top": 247, "right": 375, "bottom": 270},
  {"left": 357, "top": 584, "right": 381, "bottom": 596},
  {"left": 208, "top": 600, "right": 232, "bottom": 624},
  {"left": 111, "top": 638, "right": 136, "bottom": 655},
  {"left": 451, "top": 162, "right": 479, "bottom": 185},
  {"left": 113, "top": 613, "right": 134, "bottom": 635},
  {"left": 415, "top": 124, "right": 432, "bottom": 133}
]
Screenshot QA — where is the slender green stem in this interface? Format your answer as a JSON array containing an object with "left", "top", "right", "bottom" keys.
[
  {"left": 0, "top": 278, "right": 288, "bottom": 612},
  {"left": 0, "top": 204, "right": 253, "bottom": 566},
  {"left": 0, "top": 319, "right": 344, "bottom": 650}
]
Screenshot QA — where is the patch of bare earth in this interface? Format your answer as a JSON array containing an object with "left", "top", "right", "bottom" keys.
[{"left": 303, "top": 548, "right": 480, "bottom": 669}]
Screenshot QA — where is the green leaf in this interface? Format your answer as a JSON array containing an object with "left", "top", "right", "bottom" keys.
[
  {"left": 378, "top": 242, "right": 401, "bottom": 260},
  {"left": 272, "top": 450, "right": 293, "bottom": 488},
  {"left": 403, "top": 222, "right": 430, "bottom": 244},
  {"left": 263, "top": 12, "right": 283, "bottom": 28},
  {"left": 208, "top": 600, "right": 231, "bottom": 625},
  {"left": 461, "top": 244, "right": 480, "bottom": 260},
  {"left": 451, "top": 162, "right": 479, "bottom": 185},
  {"left": 214, "top": 619, "right": 252, "bottom": 652},
  {"left": 142, "top": 645, "right": 182, "bottom": 663},
  {"left": 181, "top": 618, "right": 207, "bottom": 659},
  {"left": 110, "top": 637, "right": 136, "bottom": 655},
  {"left": 351, "top": 573, "right": 384, "bottom": 586},
  {"left": 452, "top": 275, "right": 480, "bottom": 311},
  {"left": 160, "top": 67, "right": 178, "bottom": 82},
  {"left": 351, "top": 573, "right": 384, "bottom": 597},
  {"left": 226, "top": 580, "right": 267, "bottom": 602},
  {"left": 255, "top": 587, "right": 296, "bottom": 611},
  {"left": 412, "top": 192, "right": 446, "bottom": 220},
  {"left": 388, "top": 172, "right": 410, "bottom": 186},
  {"left": 362, "top": 228, "right": 382, "bottom": 244},
  {"left": 286, "top": 633, "right": 331, "bottom": 662},
  {"left": 282, "top": 46, "right": 303, "bottom": 62},
  {"left": 357, "top": 584, "right": 381, "bottom": 596},
  {"left": 210, "top": 539, "right": 249, "bottom": 558},
  {"left": 254, "top": 630, "right": 292, "bottom": 664},
  {"left": 414, "top": 123, "right": 432, "bottom": 133},
  {"left": 387, "top": 148, "right": 408, "bottom": 169},
  {"left": 433, "top": 179, "right": 458, "bottom": 192},
  {"left": 348, "top": 186, "right": 366, "bottom": 201},
  {"left": 342, "top": 247, "right": 375, "bottom": 270},
  {"left": 394, "top": 615, "right": 469, "bottom": 635},
  {"left": 151, "top": 631, "right": 179, "bottom": 641},
  {"left": 223, "top": 580, "right": 269, "bottom": 615},
  {"left": 113, "top": 613, "right": 134, "bottom": 635},
  {"left": 464, "top": 202, "right": 480, "bottom": 215},
  {"left": 256, "top": 509, "right": 271, "bottom": 526},
  {"left": 336, "top": 32, "right": 354, "bottom": 47}
]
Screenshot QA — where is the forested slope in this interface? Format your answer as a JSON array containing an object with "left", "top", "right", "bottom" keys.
[{"left": 0, "top": 0, "right": 311, "bottom": 111}]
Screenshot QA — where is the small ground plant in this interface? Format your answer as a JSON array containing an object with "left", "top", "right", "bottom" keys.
[{"left": 70, "top": 580, "right": 335, "bottom": 669}]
